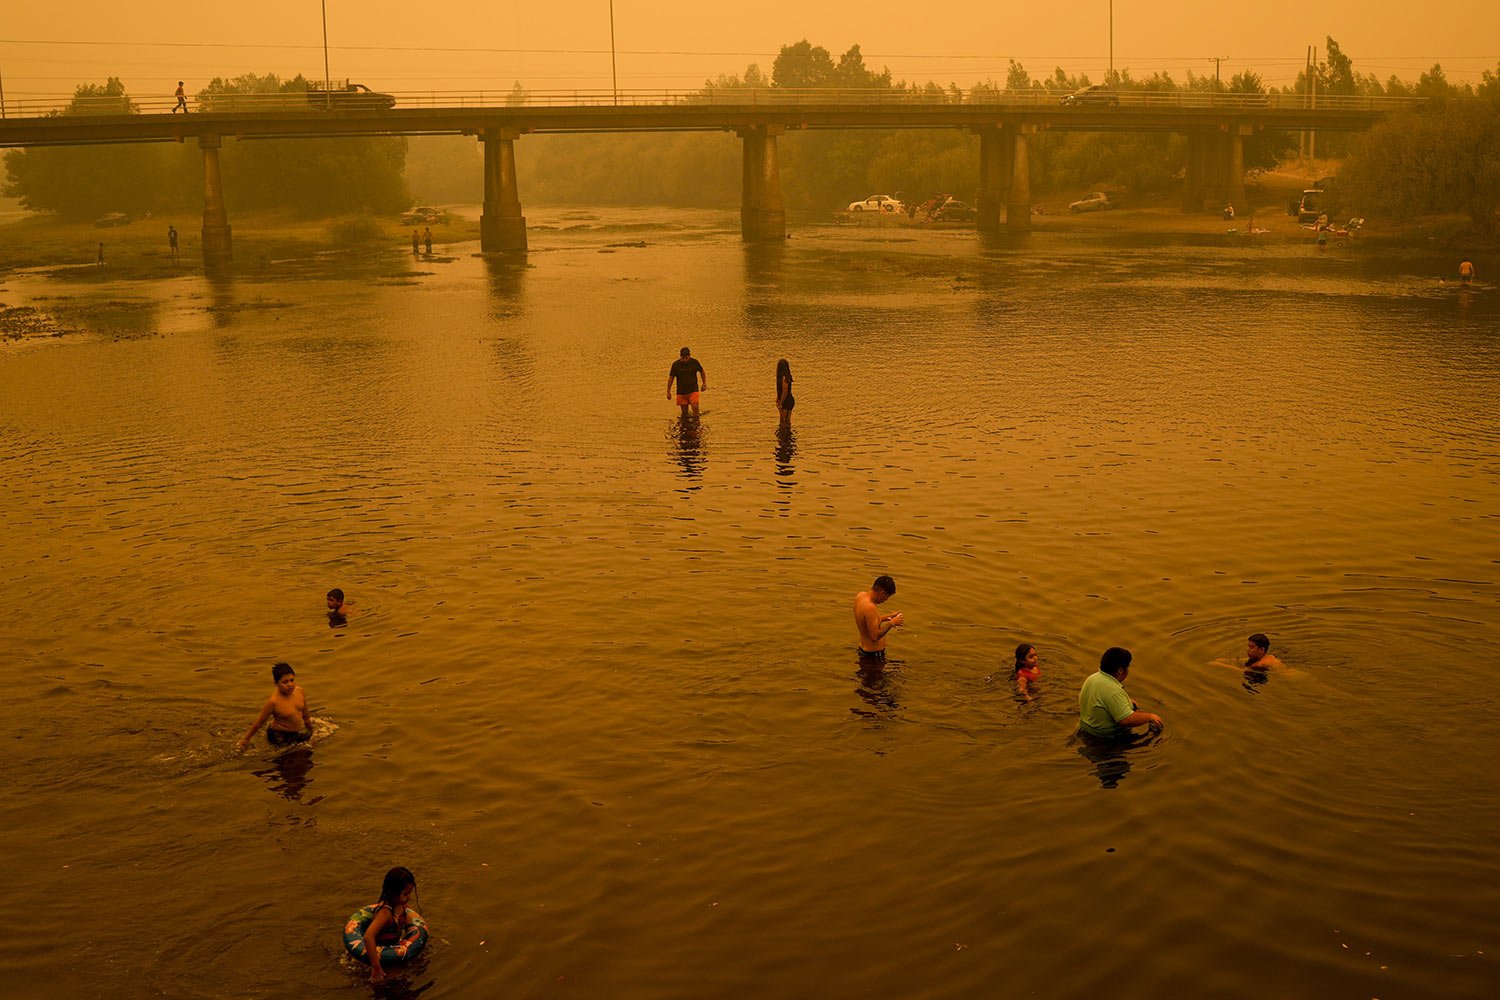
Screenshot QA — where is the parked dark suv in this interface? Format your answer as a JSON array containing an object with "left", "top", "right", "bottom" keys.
[{"left": 1059, "top": 85, "right": 1120, "bottom": 107}]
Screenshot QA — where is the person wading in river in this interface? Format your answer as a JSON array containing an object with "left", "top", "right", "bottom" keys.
[
  {"left": 666, "top": 346, "right": 707, "bottom": 417},
  {"left": 853, "top": 575, "right": 903, "bottom": 666},
  {"left": 1077, "top": 647, "right": 1163, "bottom": 739}
]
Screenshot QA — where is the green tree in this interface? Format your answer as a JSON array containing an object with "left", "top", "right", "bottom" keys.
[
  {"left": 772, "top": 41, "right": 837, "bottom": 89},
  {"left": 2, "top": 79, "right": 165, "bottom": 218}
]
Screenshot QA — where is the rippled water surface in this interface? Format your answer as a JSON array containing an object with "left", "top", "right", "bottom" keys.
[{"left": 3, "top": 209, "right": 1499, "bottom": 999}]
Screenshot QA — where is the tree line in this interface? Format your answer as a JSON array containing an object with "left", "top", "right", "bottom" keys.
[
  {"left": 2, "top": 75, "right": 410, "bottom": 220},
  {"left": 5, "top": 44, "right": 1498, "bottom": 237}
]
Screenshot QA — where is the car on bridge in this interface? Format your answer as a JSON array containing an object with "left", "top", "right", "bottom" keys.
[
  {"left": 1059, "top": 85, "right": 1120, "bottom": 107},
  {"left": 1068, "top": 192, "right": 1113, "bottom": 213},
  {"left": 308, "top": 80, "right": 397, "bottom": 111},
  {"left": 848, "top": 195, "right": 904, "bottom": 214}
]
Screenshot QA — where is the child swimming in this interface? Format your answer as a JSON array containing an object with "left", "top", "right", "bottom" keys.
[
  {"left": 365, "top": 866, "right": 420, "bottom": 985},
  {"left": 236, "top": 662, "right": 312, "bottom": 750},
  {"left": 1012, "top": 642, "right": 1041, "bottom": 700}
]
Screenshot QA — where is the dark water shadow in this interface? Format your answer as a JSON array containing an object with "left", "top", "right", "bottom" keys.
[
  {"left": 372, "top": 972, "right": 437, "bottom": 999},
  {"left": 328, "top": 611, "right": 348, "bottom": 629},
  {"left": 668, "top": 415, "right": 706, "bottom": 487},
  {"left": 1072, "top": 730, "right": 1162, "bottom": 789},
  {"left": 852, "top": 653, "right": 902, "bottom": 727},
  {"left": 774, "top": 420, "right": 797, "bottom": 484},
  {"left": 741, "top": 241, "right": 786, "bottom": 291},
  {"left": 251, "top": 746, "right": 323, "bottom": 804},
  {"left": 482, "top": 254, "right": 528, "bottom": 318}
]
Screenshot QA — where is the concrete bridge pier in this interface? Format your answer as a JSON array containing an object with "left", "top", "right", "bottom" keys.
[
  {"left": 1005, "top": 125, "right": 1033, "bottom": 232},
  {"left": 1180, "top": 132, "right": 1205, "bottom": 212},
  {"left": 739, "top": 125, "right": 786, "bottom": 241},
  {"left": 1204, "top": 131, "right": 1229, "bottom": 209},
  {"left": 975, "top": 126, "right": 1011, "bottom": 233},
  {"left": 199, "top": 134, "right": 233, "bottom": 269},
  {"left": 481, "top": 128, "right": 527, "bottom": 252},
  {"left": 1227, "top": 125, "right": 1248, "bottom": 210}
]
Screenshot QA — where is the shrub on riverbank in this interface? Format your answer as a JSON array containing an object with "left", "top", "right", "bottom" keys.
[{"left": 327, "top": 215, "right": 387, "bottom": 246}]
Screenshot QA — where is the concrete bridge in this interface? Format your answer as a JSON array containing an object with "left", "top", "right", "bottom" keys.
[{"left": 0, "top": 88, "right": 1419, "bottom": 267}]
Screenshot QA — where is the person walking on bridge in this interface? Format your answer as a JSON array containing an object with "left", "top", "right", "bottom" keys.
[{"left": 173, "top": 81, "right": 189, "bottom": 114}]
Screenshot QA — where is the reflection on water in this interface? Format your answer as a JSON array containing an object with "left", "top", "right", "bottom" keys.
[
  {"left": 3, "top": 214, "right": 1499, "bottom": 999},
  {"left": 852, "top": 656, "right": 902, "bottom": 730},
  {"left": 773, "top": 420, "right": 796, "bottom": 482},
  {"left": 250, "top": 746, "right": 321, "bottom": 804},
  {"left": 1074, "top": 731, "right": 1159, "bottom": 789},
  {"left": 668, "top": 414, "right": 706, "bottom": 486}
]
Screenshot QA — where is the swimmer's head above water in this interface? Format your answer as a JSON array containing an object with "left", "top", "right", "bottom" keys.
[
  {"left": 272, "top": 661, "right": 296, "bottom": 693},
  {"left": 327, "top": 588, "right": 345, "bottom": 612},
  {"left": 1014, "top": 642, "right": 1037, "bottom": 676}
]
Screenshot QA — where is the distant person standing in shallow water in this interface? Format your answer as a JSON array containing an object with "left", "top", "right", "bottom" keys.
[
  {"left": 167, "top": 225, "right": 179, "bottom": 259},
  {"left": 96, "top": 243, "right": 105, "bottom": 269},
  {"left": 1459, "top": 257, "right": 1475, "bottom": 285},
  {"left": 667, "top": 346, "right": 707, "bottom": 416},
  {"left": 411, "top": 229, "right": 420, "bottom": 254},
  {"left": 853, "top": 575, "right": 903, "bottom": 665},
  {"left": 423, "top": 228, "right": 433, "bottom": 254},
  {"left": 237, "top": 662, "right": 313, "bottom": 749},
  {"left": 776, "top": 358, "right": 795, "bottom": 421},
  {"left": 1077, "top": 647, "right": 1162, "bottom": 738},
  {"left": 1013, "top": 642, "right": 1041, "bottom": 700}
]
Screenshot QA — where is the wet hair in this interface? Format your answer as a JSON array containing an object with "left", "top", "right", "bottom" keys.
[
  {"left": 272, "top": 662, "right": 295, "bottom": 682},
  {"left": 1249, "top": 633, "right": 1270, "bottom": 651},
  {"left": 1100, "top": 647, "right": 1132, "bottom": 676},
  {"left": 327, "top": 588, "right": 344, "bottom": 603},
  {"left": 1013, "top": 643, "right": 1034, "bottom": 677},
  {"left": 776, "top": 358, "right": 792, "bottom": 382},
  {"left": 379, "top": 866, "right": 416, "bottom": 905},
  {"left": 679, "top": 347, "right": 691, "bottom": 357},
  {"left": 872, "top": 575, "right": 896, "bottom": 596}
]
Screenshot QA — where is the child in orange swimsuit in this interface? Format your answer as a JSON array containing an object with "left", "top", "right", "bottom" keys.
[{"left": 1013, "top": 642, "right": 1041, "bottom": 699}]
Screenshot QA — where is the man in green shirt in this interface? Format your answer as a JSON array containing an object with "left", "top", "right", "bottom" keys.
[{"left": 1077, "top": 647, "right": 1164, "bottom": 738}]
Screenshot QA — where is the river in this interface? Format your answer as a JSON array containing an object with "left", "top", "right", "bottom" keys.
[{"left": 2, "top": 207, "right": 1497, "bottom": 999}]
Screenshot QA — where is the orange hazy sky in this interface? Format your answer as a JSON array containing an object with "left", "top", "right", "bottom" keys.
[{"left": 3, "top": 2, "right": 1496, "bottom": 100}]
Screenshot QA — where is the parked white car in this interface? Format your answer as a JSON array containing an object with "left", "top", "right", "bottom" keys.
[
  {"left": 1068, "top": 192, "right": 1113, "bottom": 213},
  {"left": 848, "top": 195, "right": 904, "bottom": 214}
]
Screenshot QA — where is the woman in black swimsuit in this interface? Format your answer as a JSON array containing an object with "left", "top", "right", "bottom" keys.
[{"left": 776, "top": 358, "right": 795, "bottom": 422}]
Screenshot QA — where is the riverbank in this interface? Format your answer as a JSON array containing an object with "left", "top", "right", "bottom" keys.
[{"left": 0, "top": 210, "right": 482, "bottom": 281}]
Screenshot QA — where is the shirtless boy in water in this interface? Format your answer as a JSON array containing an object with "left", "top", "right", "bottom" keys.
[
  {"left": 326, "top": 588, "right": 354, "bottom": 618},
  {"left": 853, "top": 575, "right": 903, "bottom": 664},
  {"left": 237, "top": 662, "right": 313, "bottom": 749},
  {"left": 1212, "top": 633, "right": 1284, "bottom": 671}
]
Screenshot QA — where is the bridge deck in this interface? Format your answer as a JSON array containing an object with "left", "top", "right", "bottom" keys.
[{"left": 0, "top": 89, "right": 1417, "bottom": 148}]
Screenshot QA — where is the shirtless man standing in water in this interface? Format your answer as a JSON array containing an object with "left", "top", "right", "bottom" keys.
[{"left": 854, "top": 575, "right": 903, "bottom": 664}]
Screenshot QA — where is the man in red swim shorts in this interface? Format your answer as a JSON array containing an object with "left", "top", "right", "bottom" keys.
[{"left": 666, "top": 346, "right": 708, "bottom": 416}]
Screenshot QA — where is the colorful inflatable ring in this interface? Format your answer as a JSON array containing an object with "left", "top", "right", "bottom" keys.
[{"left": 342, "top": 905, "right": 429, "bottom": 966}]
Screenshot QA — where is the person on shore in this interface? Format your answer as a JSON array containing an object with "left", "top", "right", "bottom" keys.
[
  {"left": 1459, "top": 258, "right": 1475, "bottom": 285},
  {"left": 96, "top": 243, "right": 105, "bottom": 269},
  {"left": 362, "top": 867, "right": 420, "bottom": 985},
  {"left": 775, "top": 358, "right": 795, "bottom": 422},
  {"left": 1224, "top": 202, "right": 1235, "bottom": 221},
  {"left": 423, "top": 228, "right": 433, "bottom": 254},
  {"left": 411, "top": 229, "right": 420, "bottom": 254},
  {"left": 173, "top": 81, "right": 189, "bottom": 114},
  {"left": 1013, "top": 642, "right": 1041, "bottom": 700},
  {"left": 236, "top": 662, "right": 313, "bottom": 750},
  {"left": 1317, "top": 226, "right": 1328, "bottom": 252},
  {"left": 667, "top": 346, "right": 707, "bottom": 416},
  {"left": 1077, "top": 647, "right": 1162, "bottom": 739},
  {"left": 167, "top": 225, "right": 179, "bottom": 259},
  {"left": 853, "top": 575, "right": 903, "bottom": 665}
]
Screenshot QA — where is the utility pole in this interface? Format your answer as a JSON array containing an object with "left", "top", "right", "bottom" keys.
[
  {"left": 1309, "top": 45, "right": 1317, "bottom": 162},
  {"left": 321, "top": 0, "right": 332, "bottom": 110},
  {"left": 1213, "top": 57, "right": 1223, "bottom": 91},
  {"left": 609, "top": 1, "right": 619, "bottom": 105},
  {"left": 1108, "top": 1, "right": 1114, "bottom": 84},
  {"left": 0, "top": 62, "right": 6, "bottom": 119}
]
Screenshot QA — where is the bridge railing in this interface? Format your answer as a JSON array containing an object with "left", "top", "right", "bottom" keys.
[{"left": 1, "top": 88, "right": 1425, "bottom": 119}]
